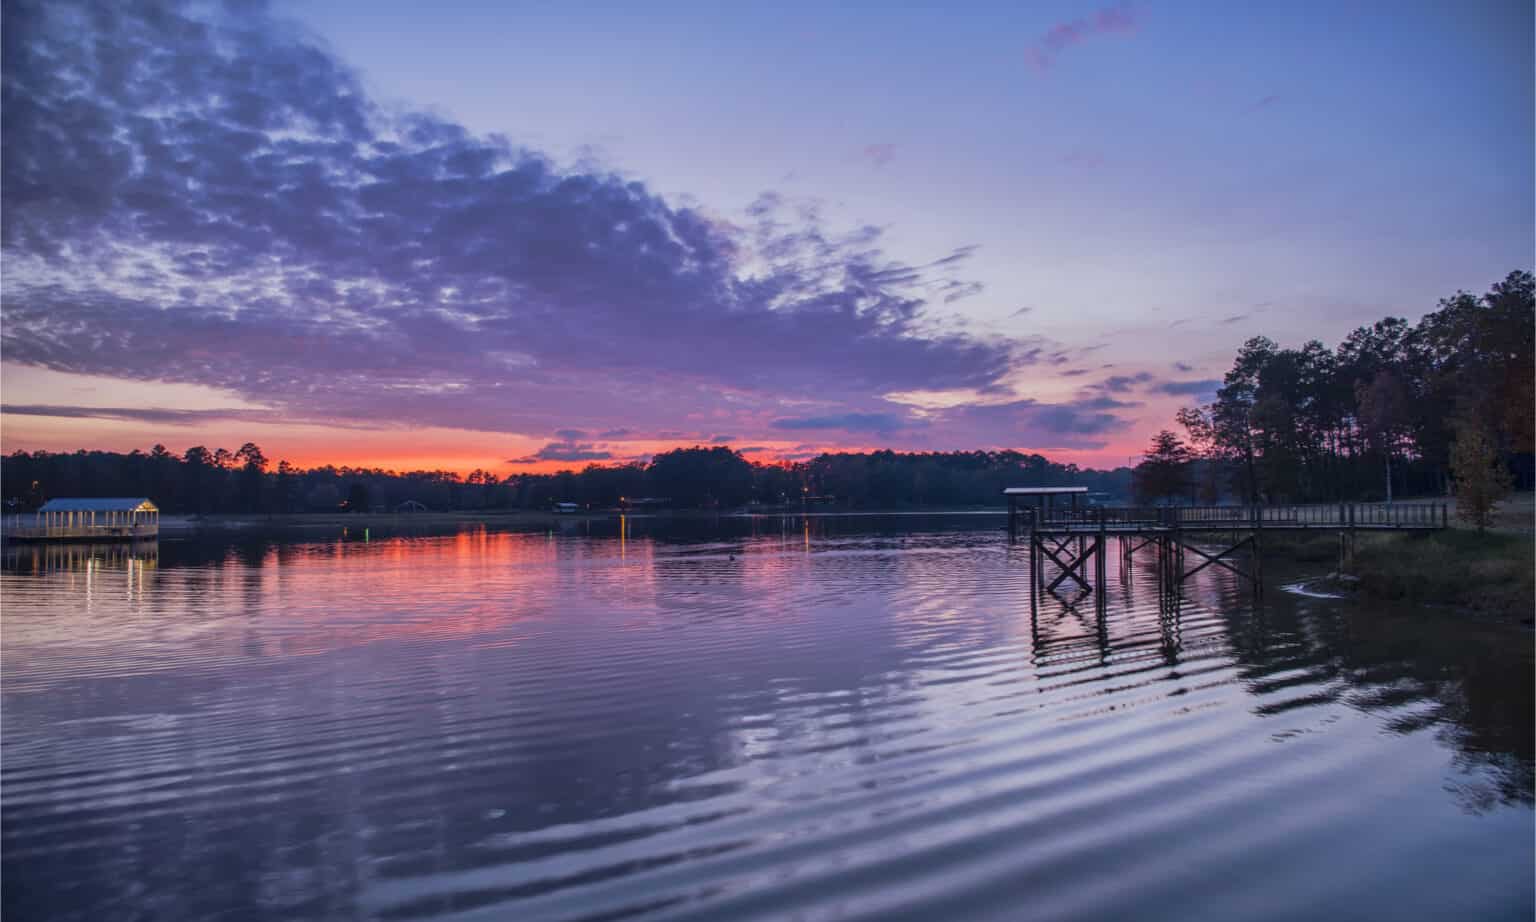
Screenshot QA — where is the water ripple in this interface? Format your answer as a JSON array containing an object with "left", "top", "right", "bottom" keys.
[{"left": 2, "top": 520, "right": 1530, "bottom": 921}]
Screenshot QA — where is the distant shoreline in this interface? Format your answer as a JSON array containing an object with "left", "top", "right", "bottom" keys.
[{"left": 155, "top": 507, "right": 1016, "bottom": 535}]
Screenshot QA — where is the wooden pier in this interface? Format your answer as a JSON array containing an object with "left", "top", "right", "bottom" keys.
[{"left": 1010, "top": 499, "right": 1448, "bottom": 601}]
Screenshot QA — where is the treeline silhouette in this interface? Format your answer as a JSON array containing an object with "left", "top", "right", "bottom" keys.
[
  {"left": 1, "top": 444, "right": 1132, "bottom": 514},
  {"left": 1133, "top": 270, "right": 1534, "bottom": 504}
]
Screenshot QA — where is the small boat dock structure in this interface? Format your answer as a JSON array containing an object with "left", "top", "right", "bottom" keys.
[
  {"left": 1006, "top": 487, "right": 1448, "bottom": 601},
  {"left": 3, "top": 498, "right": 161, "bottom": 542}
]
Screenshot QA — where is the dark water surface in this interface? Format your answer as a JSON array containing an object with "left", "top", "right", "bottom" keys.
[{"left": 3, "top": 516, "right": 1531, "bottom": 921}]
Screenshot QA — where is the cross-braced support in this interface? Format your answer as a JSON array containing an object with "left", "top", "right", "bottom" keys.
[
  {"left": 1034, "top": 532, "right": 1095, "bottom": 592},
  {"left": 1173, "top": 533, "right": 1263, "bottom": 597}
]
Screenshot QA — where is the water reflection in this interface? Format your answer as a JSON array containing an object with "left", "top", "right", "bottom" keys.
[{"left": 1, "top": 518, "right": 1530, "bottom": 922}]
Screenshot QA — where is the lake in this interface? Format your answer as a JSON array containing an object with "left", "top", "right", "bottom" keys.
[{"left": 2, "top": 515, "right": 1531, "bottom": 921}]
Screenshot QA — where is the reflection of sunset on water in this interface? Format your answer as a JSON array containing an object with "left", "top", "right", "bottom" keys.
[{"left": 2, "top": 519, "right": 1531, "bottom": 922}]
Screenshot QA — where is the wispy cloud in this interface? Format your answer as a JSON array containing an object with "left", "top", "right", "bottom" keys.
[
  {"left": 1062, "top": 149, "right": 1105, "bottom": 168},
  {"left": 0, "top": 404, "right": 297, "bottom": 426},
  {"left": 770, "top": 413, "right": 909, "bottom": 434},
  {"left": 1026, "top": 4, "right": 1138, "bottom": 72},
  {"left": 1242, "top": 95, "right": 1281, "bottom": 115},
  {"left": 861, "top": 143, "right": 897, "bottom": 167}
]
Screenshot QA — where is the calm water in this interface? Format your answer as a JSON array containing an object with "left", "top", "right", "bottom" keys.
[{"left": 3, "top": 516, "right": 1532, "bottom": 921}]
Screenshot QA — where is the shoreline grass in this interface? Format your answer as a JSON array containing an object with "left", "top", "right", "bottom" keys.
[{"left": 1347, "top": 530, "right": 1534, "bottom": 621}]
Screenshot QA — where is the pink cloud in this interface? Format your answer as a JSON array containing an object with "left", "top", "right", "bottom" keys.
[{"left": 1026, "top": 4, "right": 1139, "bottom": 72}]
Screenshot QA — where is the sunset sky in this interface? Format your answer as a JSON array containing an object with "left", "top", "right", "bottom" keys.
[{"left": 2, "top": 0, "right": 1531, "bottom": 474}]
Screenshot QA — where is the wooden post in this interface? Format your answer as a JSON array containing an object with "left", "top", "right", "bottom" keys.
[
  {"left": 1096, "top": 511, "right": 1107, "bottom": 597},
  {"left": 1254, "top": 529, "right": 1264, "bottom": 597},
  {"left": 1032, "top": 534, "right": 1041, "bottom": 591}
]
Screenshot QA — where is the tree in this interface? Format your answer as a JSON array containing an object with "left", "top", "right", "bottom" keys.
[
  {"left": 276, "top": 460, "right": 297, "bottom": 512},
  {"left": 235, "top": 443, "right": 268, "bottom": 512},
  {"left": 1450, "top": 422, "right": 1511, "bottom": 531},
  {"left": 182, "top": 446, "right": 212, "bottom": 513},
  {"left": 1210, "top": 337, "right": 1275, "bottom": 502},
  {"left": 646, "top": 446, "right": 754, "bottom": 508},
  {"left": 345, "top": 482, "right": 372, "bottom": 513},
  {"left": 1133, "top": 430, "right": 1192, "bottom": 504},
  {"left": 305, "top": 482, "right": 341, "bottom": 511},
  {"left": 1355, "top": 370, "right": 1411, "bottom": 503}
]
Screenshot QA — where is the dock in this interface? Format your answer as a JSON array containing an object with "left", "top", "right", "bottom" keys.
[
  {"left": 1007, "top": 489, "right": 1448, "bottom": 602},
  {"left": 3, "top": 498, "right": 161, "bottom": 542}
]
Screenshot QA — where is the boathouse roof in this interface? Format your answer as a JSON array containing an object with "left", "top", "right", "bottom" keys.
[
  {"left": 38, "top": 497, "right": 158, "bottom": 513},
  {"left": 1001, "top": 486, "right": 1088, "bottom": 495}
]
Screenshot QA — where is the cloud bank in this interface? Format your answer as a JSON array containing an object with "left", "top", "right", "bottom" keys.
[{"left": 0, "top": 0, "right": 1144, "bottom": 456}]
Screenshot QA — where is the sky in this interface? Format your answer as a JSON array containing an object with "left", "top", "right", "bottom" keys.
[{"left": 1, "top": 0, "right": 1531, "bottom": 473}]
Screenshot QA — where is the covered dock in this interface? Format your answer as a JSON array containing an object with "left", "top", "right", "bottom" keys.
[
  {"left": 4, "top": 498, "right": 160, "bottom": 541},
  {"left": 1004, "top": 486, "right": 1089, "bottom": 538}
]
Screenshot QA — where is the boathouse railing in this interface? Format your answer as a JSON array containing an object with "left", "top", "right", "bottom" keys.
[{"left": 1, "top": 517, "right": 160, "bottom": 540}]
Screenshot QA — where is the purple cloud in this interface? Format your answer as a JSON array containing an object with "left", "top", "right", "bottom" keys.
[
  {"left": 1094, "top": 372, "right": 1154, "bottom": 393},
  {"left": 931, "top": 399, "right": 1130, "bottom": 444},
  {"left": 510, "top": 440, "right": 614, "bottom": 464},
  {"left": 862, "top": 143, "right": 897, "bottom": 167},
  {"left": 1, "top": 1, "right": 1026, "bottom": 448},
  {"left": 1149, "top": 378, "right": 1221, "bottom": 397},
  {"left": 771, "top": 413, "right": 909, "bottom": 434}
]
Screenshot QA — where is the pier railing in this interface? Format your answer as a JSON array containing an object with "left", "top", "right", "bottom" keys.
[{"left": 1023, "top": 502, "right": 1448, "bottom": 532}]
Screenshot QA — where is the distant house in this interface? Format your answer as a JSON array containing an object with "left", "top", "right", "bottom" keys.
[
  {"left": 396, "top": 500, "right": 428, "bottom": 513},
  {"left": 553, "top": 502, "right": 580, "bottom": 514},
  {"left": 11, "top": 497, "right": 161, "bottom": 541}
]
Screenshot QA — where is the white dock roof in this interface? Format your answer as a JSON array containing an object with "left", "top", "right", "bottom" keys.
[
  {"left": 1002, "top": 487, "right": 1089, "bottom": 495},
  {"left": 38, "top": 497, "right": 158, "bottom": 512}
]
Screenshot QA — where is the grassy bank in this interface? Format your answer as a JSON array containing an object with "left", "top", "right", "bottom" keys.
[{"left": 1348, "top": 530, "right": 1534, "bottom": 620}]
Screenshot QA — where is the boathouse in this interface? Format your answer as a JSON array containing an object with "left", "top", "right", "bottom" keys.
[{"left": 14, "top": 498, "right": 161, "bottom": 541}]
